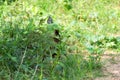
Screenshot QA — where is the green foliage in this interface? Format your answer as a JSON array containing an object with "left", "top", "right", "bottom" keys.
[
  {"left": 89, "top": 35, "right": 120, "bottom": 49},
  {"left": 0, "top": 0, "right": 16, "bottom": 5},
  {"left": 0, "top": 0, "right": 120, "bottom": 80}
]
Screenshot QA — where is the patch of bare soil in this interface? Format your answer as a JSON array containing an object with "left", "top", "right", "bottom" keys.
[{"left": 95, "top": 50, "right": 120, "bottom": 80}]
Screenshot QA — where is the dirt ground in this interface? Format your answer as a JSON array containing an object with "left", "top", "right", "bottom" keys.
[{"left": 95, "top": 50, "right": 120, "bottom": 80}]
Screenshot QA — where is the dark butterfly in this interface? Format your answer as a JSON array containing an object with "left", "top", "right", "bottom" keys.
[
  {"left": 52, "top": 53, "right": 58, "bottom": 58},
  {"left": 53, "top": 37, "right": 60, "bottom": 43},
  {"left": 55, "top": 29, "right": 60, "bottom": 36},
  {"left": 47, "top": 16, "right": 53, "bottom": 24}
]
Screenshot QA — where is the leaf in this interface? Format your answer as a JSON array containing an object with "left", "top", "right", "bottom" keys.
[
  {"left": 7, "top": 53, "right": 17, "bottom": 62},
  {"left": 11, "top": 57, "right": 17, "bottom": 62},
  {"left": 64, "top": 4, "right": 72, "bottom": 10}
]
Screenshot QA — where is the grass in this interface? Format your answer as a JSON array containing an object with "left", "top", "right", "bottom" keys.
[{"left": 0, "top": 0, "right": 120, "bottom": 80}]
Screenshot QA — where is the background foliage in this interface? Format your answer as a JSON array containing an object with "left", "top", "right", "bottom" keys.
[{"left": 0, "top": 0, "right": 120, "bottom": 80}]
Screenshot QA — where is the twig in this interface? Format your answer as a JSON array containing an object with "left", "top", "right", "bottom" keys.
[
  {"left": 15, "top": 47, "right": 27, "bottom": 79},
  {"left": 31, "top": 64, "right": 38, "bottom": 80}
]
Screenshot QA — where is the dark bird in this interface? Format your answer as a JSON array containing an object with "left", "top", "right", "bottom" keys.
[{"left": 47, "top": 16, "right": 53, "bottom": 24}]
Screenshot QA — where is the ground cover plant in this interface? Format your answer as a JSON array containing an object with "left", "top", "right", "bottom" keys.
[{"left": 0, "top": 0, "right": 120, "bottom": 80}]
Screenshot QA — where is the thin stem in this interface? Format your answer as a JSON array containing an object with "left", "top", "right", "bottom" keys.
[{"left": 15, "top": 47, "right": 27, "bottom": 79}]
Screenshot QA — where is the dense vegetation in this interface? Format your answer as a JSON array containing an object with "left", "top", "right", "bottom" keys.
[{"left": 0, "top": 0, "right": 120, "bottom": 80}]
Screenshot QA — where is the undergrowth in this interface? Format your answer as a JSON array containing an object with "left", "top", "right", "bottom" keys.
[{"left": 0, "top": 0, "right": 120, "bottom": 80}]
